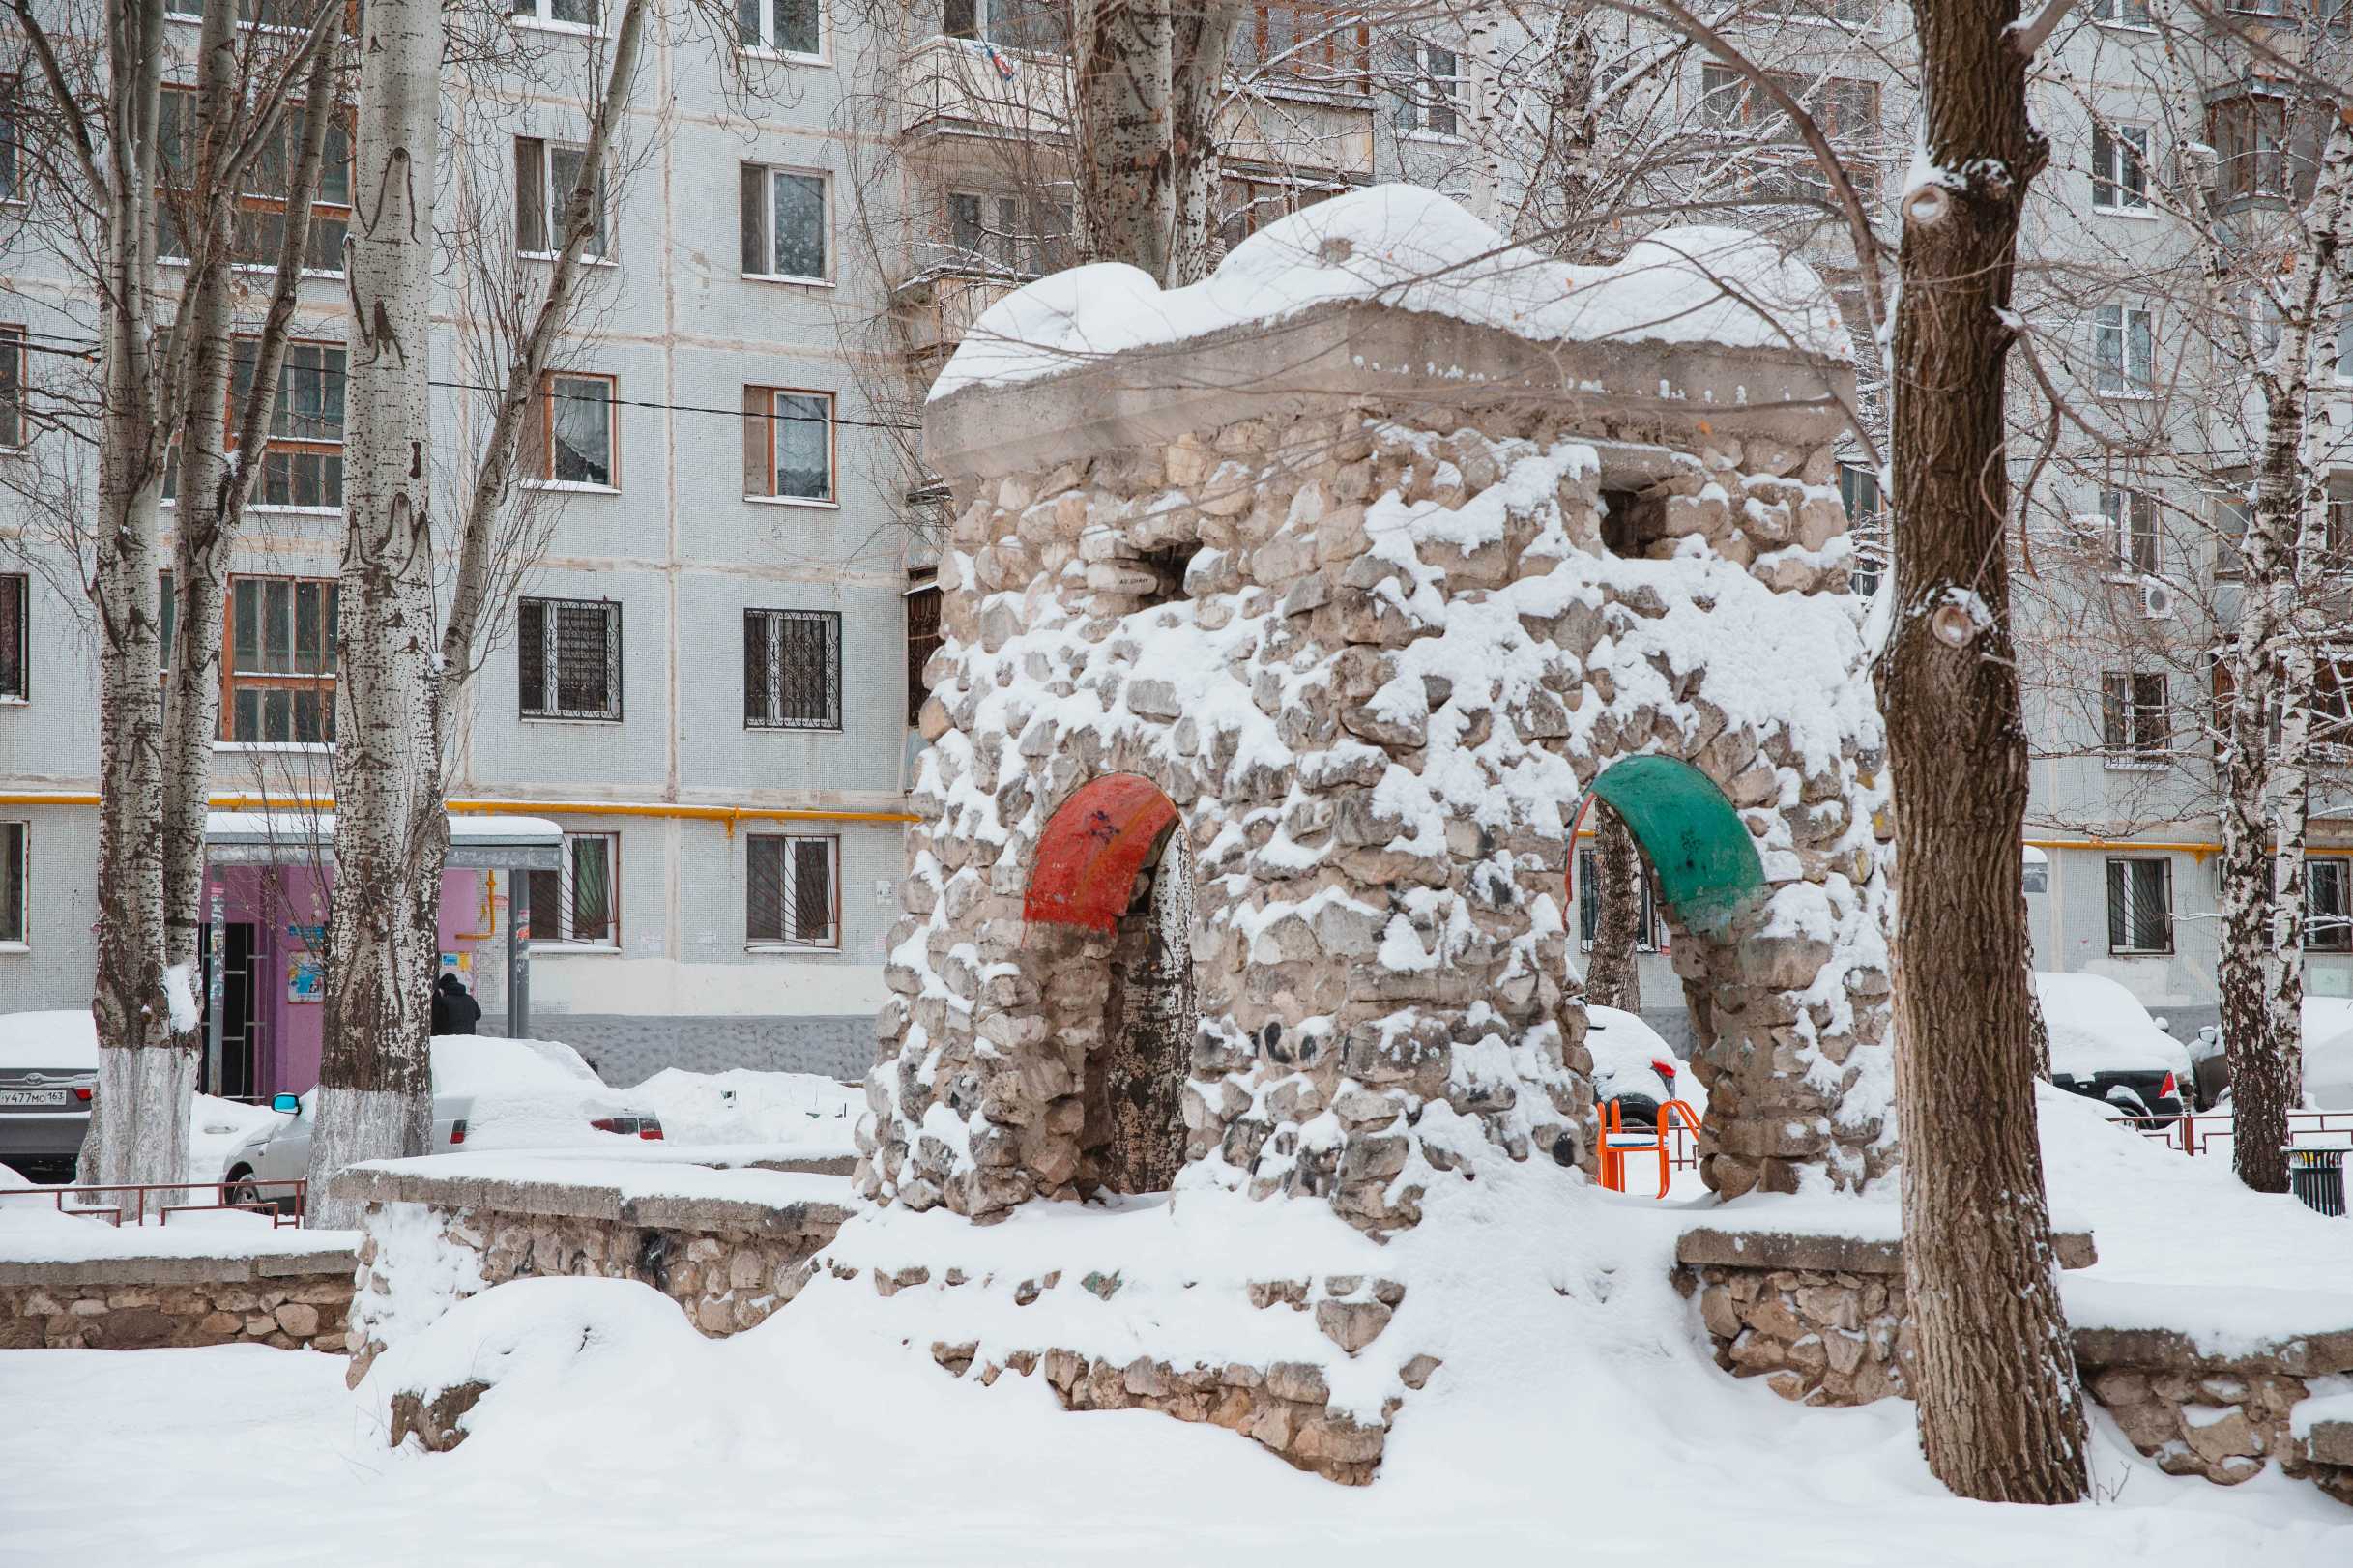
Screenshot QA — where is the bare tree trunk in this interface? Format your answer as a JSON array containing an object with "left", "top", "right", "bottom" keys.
[
  {"left": 306, "top": 0, "right": 441, "bottom": 1228},
  {"left": 1584, "top": 804, "right": 1642, "bottom": 1012},
  {"left": 1073, "top": 0, "right": 1241, "bottom": 286},
  {"left": 1877, "top": 0, "right": 2088, "bottom": 1505}
]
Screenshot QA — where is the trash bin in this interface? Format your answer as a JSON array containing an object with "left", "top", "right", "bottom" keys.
[{"left": 2286, "top": 1147, "right": 2347, "bottom": 1218}]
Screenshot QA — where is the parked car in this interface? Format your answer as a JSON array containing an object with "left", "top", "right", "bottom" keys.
[
  {"left": 2190, "top": 997, "right": 2353, "bottom": 1113},
  {"left": 2035, "top": 973, "right": 2193, "bottom": 1124},
  {"left": 1585, "top": 1005, "right": 1706, "bottom": 1131},
  {"left": 0, "top": 1012, "right": 98, "bottom": 1183},
  {"left": 216, "top": 1036, "right": 665, "bottom": 1207}
]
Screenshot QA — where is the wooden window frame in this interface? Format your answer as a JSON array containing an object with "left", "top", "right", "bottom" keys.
[
  {"left": 517, "top": 595, "right": 624, "bottom": 722},
  {"left": 745, "top": 831, "right": 841, "bottom": 949},
  {"left": 1237, "top": 5, "right": 1372, "bottom": 96},
  {"left": 741, "top": 386, "right": 836, "bottom": 505},
  {"left": 527, "top": 371, "right": 620, "bottom": 490},
  {"left": 157, "top": 85, "right": 353, "bottom": 276},
  {"left": 526, "top": 830, "right": 621, "bottom": 947},
  {"left": 0, "top": 572, "right": 24, "bottom": 702},
  {"left": 2309, "top": 857, "right": 2353, "bottom": 953},
  {"left": 0, "top": 820, "right": 24, "bottom": 946},
  {"left": 221, "top": 573, "right": 338, "bottom": 745},
  {"left": 2101, "top": 670, "right": 2169, "bottom": 764},
  {"left": 0, "top": 325, "right": 21, "bottom": 448}
]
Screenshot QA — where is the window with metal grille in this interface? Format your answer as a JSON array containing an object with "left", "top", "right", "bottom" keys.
[
  {"left": 742, "top": 387, "right": 834, "bottom": 503},
  {"left": 0, "top": 325, "right": 23, "bottom": 448},
  {"left": 744, "top": 608, "right": 841, "bottom": 730},
  {"left": 0, "top": 573, "right": 24, "bottom": 701},
  {"left": 906, "top": 581, "right": 942, "bottom": 726},
  {"left": 1577, "top": 844, "right": 1665, "bottom": 952},
  {"left": 747, "top": 833, "right": 837, "bottom": 947},
  {"left": 2106, "top": 857, "right": 2173, "bottom": 955},
  {"left": 2309, "top": 859, "right": 2352, "bottom": 953},
  {"left": 0, "top": 821, "right": 23, "bottom": 944},
  {"left": 526, "top": 831, "right": 619, "bottom": 945},
  {"left": 225, "top": 575, "right": 337, "bottom": 743},
  {"left": 2101, "top": 671, "right": 2169, "bottom": 762},
  {"left": 519, "top": 597, "right": 623, "bottom": 720}
]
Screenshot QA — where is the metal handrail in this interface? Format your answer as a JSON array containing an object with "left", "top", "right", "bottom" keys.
[{"left": 0, "top": 1177, "right": 306, "bottom": 1228}]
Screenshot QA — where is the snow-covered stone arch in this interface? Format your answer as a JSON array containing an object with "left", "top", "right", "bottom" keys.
[{"left": 859, "top": 188, "right": 1896, "bottom": 1231}]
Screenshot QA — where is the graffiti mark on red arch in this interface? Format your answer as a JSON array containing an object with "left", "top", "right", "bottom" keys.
[{"left": 1025, "top": 774, "right": 1179, "bottom": 933}]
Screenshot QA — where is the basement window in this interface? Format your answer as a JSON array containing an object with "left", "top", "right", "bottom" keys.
[{"left": 1600, "top": 489, "right": 1646, "bottom": 558}]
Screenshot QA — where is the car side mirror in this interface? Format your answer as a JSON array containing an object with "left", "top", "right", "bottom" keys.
[{"left": 271, "top": 1091, "right": 301, "bottom": 1114}]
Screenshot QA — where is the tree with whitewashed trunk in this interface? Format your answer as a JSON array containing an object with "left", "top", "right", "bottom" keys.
[
  {"left": 6, "top": 0, "right": 344, "bottom": 1202},
  {"left": 305, "top": 0, "right": 444, "bottom": 1227}
]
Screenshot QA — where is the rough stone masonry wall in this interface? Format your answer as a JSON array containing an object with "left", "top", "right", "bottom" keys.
[
  {"left": 0, "top": 1258, "right": 355, "bottom": 1351},
  {"left": 1677, "top": 1233, "right": 2353, "bottom": 1503},
  {"left": 865, "top": 353, "right": 1896, "bottom": 1233}
]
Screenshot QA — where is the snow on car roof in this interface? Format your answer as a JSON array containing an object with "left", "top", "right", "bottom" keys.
[
  {"left": 0, "top": 1011, "right": 99, "bottom": 1070},
  {"left": 932, "top": 184, "right": 1848, "bottom": 401},
  {"left": 428, "top": 1035, "right": 603, "bottom": 1097},
  {"left": 2034, "top": 973, "right": 2192, "bottom": 1077}
]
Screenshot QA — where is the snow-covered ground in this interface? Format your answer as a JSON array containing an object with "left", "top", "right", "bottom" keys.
[{"left": 4, "top": 1089, "right": 2350, "bottom": 1564}]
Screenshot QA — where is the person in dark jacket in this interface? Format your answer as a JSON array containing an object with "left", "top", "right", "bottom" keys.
[{"left": 431, "top": 973, "right": 482, "bottom": 1036}]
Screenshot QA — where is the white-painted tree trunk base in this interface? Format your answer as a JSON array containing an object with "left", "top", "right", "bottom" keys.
[
  {"left": 87, "top": 1045, "right": 196, "bottom": 1211},
  {"left": 305, "top": 1087, "right": 427, "bottom": 1229}
]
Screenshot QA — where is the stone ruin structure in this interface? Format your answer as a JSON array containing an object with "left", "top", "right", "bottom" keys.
[{"left": 859, "top": 189, "right": 1899, "bottom": 1234}]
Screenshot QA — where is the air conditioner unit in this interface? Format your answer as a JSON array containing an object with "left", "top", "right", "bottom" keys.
[{"left": 2140, "top": 576, "right": 2178, "bottom": 619}]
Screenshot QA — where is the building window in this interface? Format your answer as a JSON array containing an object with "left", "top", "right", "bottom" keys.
[
  {"left": 1216, "top": 174, "right": 1343, "bottom": 252},
  {"left": 1394, "top": 42, "right": 1466, "bottom": 137},
  {"left": 737, "top": 0, "right": 821, "bottom": 55},
  {"left": 944, "top": 190, "right": 1073, "bottom": 275},
  {"left": 1577, "top": 845, "right": 1664, "bottom": 951},
  {"left": 743, "top": 607, "right": 842, "bottom": 731},
  {"left": 906, "top": 577, "right": 942, "bottom": 726},
  {"left": 0, "top": 87, "right": 17, "bottom": 204},
  {"left": 2099, "top": 485, "right": 2158, "bottom": 575},
  {"left": 226, "top": 575, "right": 337, "bottom": 743},
  {"left": 1698, "top": 65, "right": 1881, "bottom": 203},
  {"left": 511, "top": 0, "right": 599, "bottom": 29},
  {"left": 1232, "top": 5, "right": 1372, "bottom": 93},
  {"left": 747, "top": 833, "right": 838, "bottom": 947},
  {"left": 1838, "top": 462, "right": 1883, "bottom": 594},
  {"left": 740, "top": 164, "right": 828, "bottom": 281},
  {"left": 514, "top": 136, "right": 609, "bottom": 259},
  {"left": 2106, "top": 857, "right": 2173, "bottom": 955},
  {"left": 2091, "top": 124, "right": 2149, "bottom": 210},
  {"left": 0, "top": 822, "right": 23, "bottom": 945},
  {"left": 2208, "top": 95, "right": 2297, "bottom": 200},
  {"left": 741, "top": 387, "right": 834, "bottom": 503},
  {"left": 0, "top": 573, "right": 24, "bottom": 701},
  {"left": 527, "top": 832, "right": 619, "bottom": 946},
  {"left": 0, "top": 325, "right": 22, "bottom": 447},
  {"left": 942, "top": 0, "right": 1070, "bottom": 52},
  {"left": 518, "top": 596, "right": 622, "bottom": 721},
  {"left": 2102, "top": 671, "right": 2169, "bottom": 762},
  {"left": 2089, "top": 0, "right": 2153, "bottom": 21},
  {"left": 2310, "top": 859, "right": 2352, "bottom": 953},
  {"left": 528, "top": 372, "right": 618, "bottom": 489},
  {"left": 2094, "top": 304, "right": 2155, "bottom": 396},
  {"left": 246, "top": 341, "right": 347, "bottom": 508},
  {"left": 158, "top": 89, "right": 353, "bottom": 275}
]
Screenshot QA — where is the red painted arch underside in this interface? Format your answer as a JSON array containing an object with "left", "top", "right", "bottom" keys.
[{"left": 1025, "top": 774, "right": 1179, "bottom": 933}]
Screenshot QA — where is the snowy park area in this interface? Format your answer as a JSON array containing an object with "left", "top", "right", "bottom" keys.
[{"left": 4, "top": 1089, "right": 2351, "bottom": 1566}]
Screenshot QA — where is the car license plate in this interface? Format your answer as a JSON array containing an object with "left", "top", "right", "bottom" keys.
[{"left": 0, "top": 1090, "right": 73, "bottom": 1107}]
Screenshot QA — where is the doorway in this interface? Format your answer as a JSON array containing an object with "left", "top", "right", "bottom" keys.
[{"left": 199, "top": 921, "right": 264, "bottom": 1099}]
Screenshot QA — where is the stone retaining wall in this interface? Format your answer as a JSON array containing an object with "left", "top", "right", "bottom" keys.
[
  {"left": 1674, "top": 1227, "right": 2353, "bottom": 1503},
  {"left": 0, "top": 1247, "right": 357, "bottom": 1351}
]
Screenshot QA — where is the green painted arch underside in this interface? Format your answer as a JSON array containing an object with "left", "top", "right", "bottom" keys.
[{"left": 1586, "top": 755, "right": 1764, "bottom": 937}]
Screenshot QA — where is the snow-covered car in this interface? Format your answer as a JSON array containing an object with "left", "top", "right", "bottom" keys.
[
  {"left": 1584, "top": 1005, "right": 1705, "bottom": 1130},
  {"left": 0, "top": 1012, "right": 98, "bottom": 1182},
  {"left": 2195, "top": 998, "right": 2353, "bottom": 1113},
  {"left": 216, "top": 1036, "right": 665, "bottom": 1207},
  {"left": 2035, "top": 973, "right": 2193, "bottom": 1124}
]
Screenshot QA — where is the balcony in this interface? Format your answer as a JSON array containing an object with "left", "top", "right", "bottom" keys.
[
  {"left": 896, "top": 33, "right": 1073, "bottom": 146},
  {"left": 891, "top": 263, "right": 1026, "bottom": 363}
]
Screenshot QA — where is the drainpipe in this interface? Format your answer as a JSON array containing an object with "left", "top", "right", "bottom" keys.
[{"left": 506, "top": 874, "right": 532, "bottom": 1040}]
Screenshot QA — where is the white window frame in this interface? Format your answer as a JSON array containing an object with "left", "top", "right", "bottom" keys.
[
  {"left": 531, "top": 370, "right": 620, "bottom": 492},
  {"left": 2106, "top": 856, "right": 2174, "bottom": 955},
  {"left": 746, "top": 832, "right": 840, "bottom": 950},
  {"left": 527, "top": 830, "right": 621, "bottom": 948},
  {"left": 2091, "top": 123, "right": 2150, "bottom": 212},
  {"left": 0, "top": 571, "right": 23, "bottom": 702},
  {"left": 2309, "top": 858, "right": 2352, "bottom": 953},
  {"left": 2095, "top": 303, "right": 2156, "bottom": 397},
  {"left": 511, "top": 0, "right": 601, "bottom": 34},
  {"left": 740, "top": 163, "right": 830, "bottom": 284},
  {"left": 2089, "top": 0, "right": 2154, "bottom": 26},
  {"left": 736, "top": 0, "right": 826, "bottom": 61},
  {"left": 2101, "top": 670, "right": 2170, "bottom": 767},
  {"left": 1396, "top": 40, "right": 1468, "bottom": 140},
  {"left": 0, "top": 326, "right": 22, "bottom": 449},
  {"left": 515, "top": 135, "right": 612, "bottom": 262},
  {"left": 743, "top": 386, "right": 837, "bottom": 506},
  {"left": 0, "top": 821, "right": 24, "bottom": 948}
]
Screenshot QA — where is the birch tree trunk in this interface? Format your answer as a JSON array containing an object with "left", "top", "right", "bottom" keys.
[
  {"left": 80, "top": 0, "right": 188, "bottom": 1202},
  {"left": 306, "top": 0, "right": 442, "bottom": 1228},
  {"left": 2213, "top": 117, "right": 2352, "bottom": 1195},
  {"left": 1073, "top": 0, "right": 1242, "bottom": 286},
  {"left": 1877, "top": 0, "right": 2088, "bottom": 1505},
  {"left": 1584, "top": 805, "right": 1642, "bottom": 1012}
]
